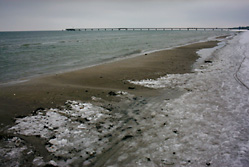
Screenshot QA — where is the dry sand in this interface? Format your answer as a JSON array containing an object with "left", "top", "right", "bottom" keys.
[{"left": 0, "top": 41, "right": 218, "bottom": 128}]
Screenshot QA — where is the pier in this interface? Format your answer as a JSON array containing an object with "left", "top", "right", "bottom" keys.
[{"left": 66, "top": 27, "right": 232, "bottom": 31}]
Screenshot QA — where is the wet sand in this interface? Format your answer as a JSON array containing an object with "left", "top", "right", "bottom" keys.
[{"left": 0, "top": 41, "right": 218, "bottom": 128}]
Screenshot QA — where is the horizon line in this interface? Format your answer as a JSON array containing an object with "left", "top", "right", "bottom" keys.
[{"left": 0, "top": 26, "right": 248, "bottom": 32}]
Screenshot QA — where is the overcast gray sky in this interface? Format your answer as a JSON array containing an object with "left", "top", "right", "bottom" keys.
[{"left": 0, "top": 0, "right": 248, "bottom": 31}]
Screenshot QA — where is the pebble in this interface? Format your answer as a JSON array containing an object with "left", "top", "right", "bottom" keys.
[
  {"left": 48, "top": 160, "right": 58, "bottom": 166},
  {"left": 83, "top": 160, "right": 91, "bottom": 166},
  {"left": 108, "top": 91, "right": 117, "bottom": 96},
  {"left": 173, "top": 130, "right": 178, "bottom": 134},
  {"left": 206, "top": 162, "right": 211, "bottom": 166},
  {"left": 151, "top": 112, "right": 156, "bottom": 117},
  {"left": 122, "top": 135, "right": 134, "bottom": 141}
]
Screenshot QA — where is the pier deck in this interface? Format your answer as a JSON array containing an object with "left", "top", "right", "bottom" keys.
[{"left": 66, "top": 27, "right": 232, "bottom": 31}]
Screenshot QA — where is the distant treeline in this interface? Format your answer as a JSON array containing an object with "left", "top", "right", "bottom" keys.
[{"left": 231, "top": 26, "right": 249, "bottom": 30}]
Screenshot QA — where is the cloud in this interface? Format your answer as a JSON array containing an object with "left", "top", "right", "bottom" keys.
[{"left": 0, "top": 0, "right": 248, "bottom": 31}]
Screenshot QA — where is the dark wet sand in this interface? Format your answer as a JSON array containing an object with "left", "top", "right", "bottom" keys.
[{"left": 0, "top": 41, "right": 218, "bottom": 128}]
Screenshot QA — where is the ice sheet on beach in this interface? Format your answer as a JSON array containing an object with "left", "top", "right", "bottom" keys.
[
  {"left": 7, "top": 100, "right": 121, "bottom": 166},
  {"left": 127, "top": 31, "right": 249, "bottom": 167},
  {"left": 6, "top": 91, "right": 137, "bottom": 166}
]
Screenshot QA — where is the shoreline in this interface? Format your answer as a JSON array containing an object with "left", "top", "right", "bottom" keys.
[
  {"left": 1, "top": 31, "right": 248, "bottom": 167},
  {"left": 0, "top": 34, "right": 227, "bottom": 86},
  {"left": 0, "top": 34, "right": 237, "bottom": 166},
  {"left": 0, "top": 40, "right": 220, "bottom": 128}
]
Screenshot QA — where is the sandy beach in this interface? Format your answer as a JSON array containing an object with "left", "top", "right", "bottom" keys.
[
  {"left": 0, "top": 41, "right": 218, "bottom": 128},
  {"left": 4, "top": 33, "right": 249, "bottom": 167},
  {"left": 0, "top": 40, "right": 219, "bottom": 166},
  {"left": 1, "top": 0, "right": 248, "bottom": 165},
  {"left": 2, "top": 31, "right": 249, "bottom": 167}
]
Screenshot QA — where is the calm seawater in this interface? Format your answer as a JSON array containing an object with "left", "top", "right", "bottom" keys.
[{"left": 0, "top": 30, "right": 233, "bottom": 84}]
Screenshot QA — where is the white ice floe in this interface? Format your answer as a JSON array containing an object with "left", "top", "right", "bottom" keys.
[
  {"left": 126, "top": 31, "right": 249, "bottom": 167},
  {"left": 9, "top": 100, "right": 108, "bottom": 138},
  {"left": 57, "top": 101, "right": 105, "bottom": 121},
  {"left": 9, "top": 111, "right": 67, "bottom": 138},
  {"left": 8, "top": 100, "right": 122, "bottom": 166}
]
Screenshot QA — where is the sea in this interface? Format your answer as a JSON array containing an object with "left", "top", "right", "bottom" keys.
[{"left": 0, "top": 30, "right": 234, "bottom": 84}]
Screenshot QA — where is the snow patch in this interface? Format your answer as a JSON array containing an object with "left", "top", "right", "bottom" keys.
[
  {"left": 127, "top": 31, "right": 249, "bottom": 167},
  {"left": 7, "top": 98, "right": 133, "bottom": 166},
  {"left": 0, "top": 137, "right": 31, "bottom": 167},
  {"left": 8, "top": 100, "right": 116, "bottom": 166}
]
